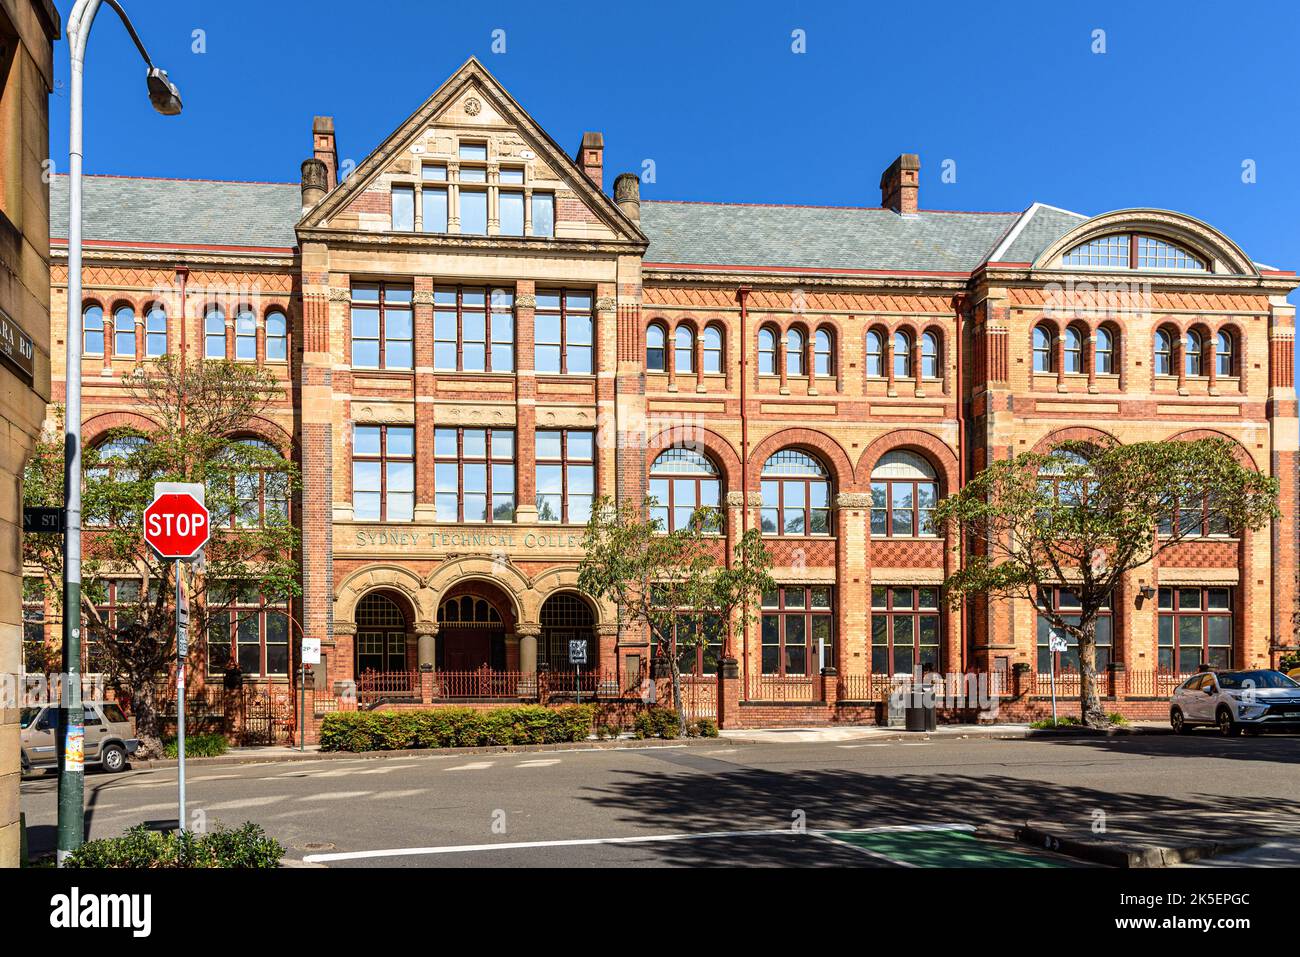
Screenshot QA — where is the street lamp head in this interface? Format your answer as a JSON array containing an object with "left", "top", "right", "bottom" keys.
[{"left": 146, "top": 67, "right": 183, "bottom": 115}]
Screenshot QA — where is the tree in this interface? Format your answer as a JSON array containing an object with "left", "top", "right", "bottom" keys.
[
  {"left": 23, "top": 355, "right": 300, "bottom": 754},
  {"left": 578, "top": 495, "right": 773, "bottom": 732},
  {"left": 932, "top": 437, "right": 1277, "bottom": 728}
]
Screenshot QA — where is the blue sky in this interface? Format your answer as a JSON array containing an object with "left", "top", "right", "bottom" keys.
[{"left": 50, "top": 1, "right": 1300, "bottom": 336}]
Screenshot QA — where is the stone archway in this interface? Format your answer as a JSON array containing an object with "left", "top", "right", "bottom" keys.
[{"left": 436, "top": 581, "right": 516, "bottom": 673}]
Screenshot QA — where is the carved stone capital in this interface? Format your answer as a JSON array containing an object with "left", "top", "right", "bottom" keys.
[
  {"left": 413, "top": 290, "right": 435, "bottom": 305},
  {"left": 595, "top": 295, "right": 618, "bottom": 313},
  {"left": 328, "top": 287, "right": 350, "bottom": 302},
  {"left": 596, "top": 623, "right": 619, "bottom": 637},
  {"left": 333, "top": 622, "right": 358, "bottom": 637},
  {"left": 725, "top": 491, "right": 747, "bottom": 508},
  {"left": 414, "top": 621, "right": 439, "bottom": 637},
  {"left": 836, "top": 492, "right": 873, "bottom": 508},
  {"left": 515, "top": 294, "right": 537, "bottom": 309},
  {"left": 515, "top": 623, "right": 542, "bottom": 638}
]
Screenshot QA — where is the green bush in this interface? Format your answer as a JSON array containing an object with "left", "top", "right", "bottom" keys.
[
  {"left": 317, "top": 705, "right": 594, "bottom": 752},
  {"left": 1028, "top": 716, "right": 1083, "bottom": 729},
  {"left": 687, "top": 717, "right": 719, "bottom": 738},
  {"left": 633, "top": 706, "right": 681, "bottom": 739},
  {"left": 162, "top": 733, "right": 228, "bottom": 759},
  {"left": 65, "top": 822, "right": 283, "bottom": 869}
]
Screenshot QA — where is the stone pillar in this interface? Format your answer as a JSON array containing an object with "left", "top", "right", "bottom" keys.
[
  {"left": 717, "top": 656, "right": 742, "bottom": 730},
  {"left": 517, "top": 623, "right": 541, "bottom": 676},
  {"left": 822, "top": 666, "right": 839, "bottom": 720},
  {"left": 415, "top": 621, "right": 438, "bottom": 671}
]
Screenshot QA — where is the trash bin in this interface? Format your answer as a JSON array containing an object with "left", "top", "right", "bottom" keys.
[{"left": 904, "top": 684, "right": 937, "bottom": 731}]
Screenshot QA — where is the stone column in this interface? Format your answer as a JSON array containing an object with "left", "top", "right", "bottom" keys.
[
  {"left": 517, "top": 623, "right": 541, "bottom": 676},
  {"left": 415, "top": 621, "right": 438, "bottom": 671}
]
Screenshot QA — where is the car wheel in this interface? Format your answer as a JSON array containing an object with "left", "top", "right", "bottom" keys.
[
  {"left": 100, "top": 744, "right": 127, "bottom": 773},
  {"left": 1170, "top": 708, "right": 1188, "bottom": 734},
  {"left": 1216, "top": 707, "right": 1241, "bottom": 737}
]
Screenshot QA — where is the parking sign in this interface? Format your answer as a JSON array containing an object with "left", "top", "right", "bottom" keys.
[{"left": 568, "top": 639, "right": 588, "bottom": 665}]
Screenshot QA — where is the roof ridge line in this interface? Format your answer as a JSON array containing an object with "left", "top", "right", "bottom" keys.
[{"left": 50, "top": 172, "right": 300, "bottom": 187}]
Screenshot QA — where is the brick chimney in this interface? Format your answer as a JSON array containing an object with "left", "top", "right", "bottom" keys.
[
  {"left": 576, "top": 131, "right": 604, "bottom": 188},
  {"left": 313, "top": 116, "right": 339, "bottom": 190},
  {"left": 880, "top": 153, "right": 920, "bottom": 215}
]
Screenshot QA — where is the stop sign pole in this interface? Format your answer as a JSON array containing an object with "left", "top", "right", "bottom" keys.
[{"left": 144, "top": 483, "right": 210, "bottom": 834}]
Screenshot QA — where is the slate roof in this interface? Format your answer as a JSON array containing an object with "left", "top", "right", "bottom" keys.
[
  {"left": 49, "top": 174, "right": 302, "bottom": 250},
  {"left": 48, "top": 173, "right": 1107, "bottom": 272}
]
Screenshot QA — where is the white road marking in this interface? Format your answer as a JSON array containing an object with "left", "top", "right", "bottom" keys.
[
  {"left": 190, "top": 774, "right": 242, "bottom": 782},
  {"left": 445, "top": 761, "right": 495, "bottom": 771},
  {"left": 301, "top": 824, "right": 974, "bottom": 864},
  {"left": 204, "top": 796, "right": 289, "bottom": 811},
  {"left": 811, "top": 831, "right": 917, "bottom": 867},
  {"left": 703, "top": 749, "right": 738, "bottom": 755},
  {"left": 515, "top": 759, "right": 561, "bottom": 768},
  {"left": 382, "top": 789, "right": 428, "bottom": 799},
  {"left": 296, "top": 790, "right": 373, "bottom": 801}
]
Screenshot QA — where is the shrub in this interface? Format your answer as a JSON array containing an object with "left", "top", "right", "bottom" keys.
[
  {"left": 1106, "top": 712, "right": 1130, "bottom": 726},
  {"left": 65, "top": 822, "right": 283, "bottom": 869},
  {"left": 1028, "top": 716, "right": 1083, "bottom": 729},
  {"left": 686, "top": 717, "right": 719, "bottom": 738},
  {"left": 162, "top": 733, "right": 228, "bottom": 759},
  {"left": 317, "top": 705, "right": 594, "bottom": 752},
  {"left": 633, "top": 706, "right": 681, "bottom": 739}
]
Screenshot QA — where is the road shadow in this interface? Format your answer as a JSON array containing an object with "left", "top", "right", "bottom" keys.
[{"left": 1018, "top": 730, "right": 1300, "bottom": 765}]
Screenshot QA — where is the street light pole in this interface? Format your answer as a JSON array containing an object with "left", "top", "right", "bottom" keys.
[{"left": 58, "top": 0, "right": 182, "bottom": 866}]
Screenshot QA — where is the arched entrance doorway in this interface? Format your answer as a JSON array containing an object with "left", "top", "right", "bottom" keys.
[
  {"left": 538, "top": 592, "right": 597, "bottom": 671},
  {"left": 356, "top": 592, "right": 410, "bottom": 674},
  {"left": 437, "top": 587, "right": 511, "bottom": 672}
]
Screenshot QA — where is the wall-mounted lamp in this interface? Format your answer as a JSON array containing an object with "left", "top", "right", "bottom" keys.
[{"left": 1136, "top": 584, "right": 1157, "bottom": 608}]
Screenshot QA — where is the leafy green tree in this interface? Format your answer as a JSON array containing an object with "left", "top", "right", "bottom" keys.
[
  {"left": 578, "top": 495, "right": 773, "bottom": 732},
  {"left": 23, "top": 356, "right": 300, "bottom": 753},
  {"left": 932, "top": 437, "right": 1277, "bottom": 729}
]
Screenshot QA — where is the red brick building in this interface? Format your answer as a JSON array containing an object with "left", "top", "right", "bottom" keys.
[{"left": 42, "top": 58, "right": 1300, "bottom": 732}]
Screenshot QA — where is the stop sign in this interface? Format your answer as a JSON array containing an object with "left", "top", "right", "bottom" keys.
[{"left": 143, "top": 492, "right": 210, "bottom": 559}]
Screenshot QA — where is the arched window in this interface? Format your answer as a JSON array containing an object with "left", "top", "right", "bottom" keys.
[
  {"left": 1215, "top": 330, "right": 1234, "bottom": 377},
  {"left": 1095, "top": 326, "right": 1115, "bottom": 375},
  {"left": 205, "top": 305, "right": 226, "bottom": 359},
  {"left": 1032, "top": 324, "right": 1054, "bottom": 373},
  {"left": 758, "top": 327, "right": 777, "bottom": 376},
  {"left": 786, "top": 329, "right": 806, "bottom": 376},
  {"left": 216, "top": 438, "right": 289, "bottom": 528},
  {"left": 355, "top": 593, "right": 407, "bottom": 674},
  {"left": 86, "top": 435, "right": 150, "bottom": 527},
  {"left": 1061, "top": 233, "right": 1207, "bottom": 272},
  {"left": 1154, "top": 328, "right": 1174, "bottom": 376},
  {"left": 649, "top": 447, "right": 722, "bottom": 533},
  {"left": 83, "top": 304, "right": 105, "bottom": 355},
  {"left": 702, "top": 325, "right": 723, "bottom": 374},
  {"left": 761, "top": 450, "right": 830, "bottom": 535},
  {"left": 674, "top": 326, "right": 695, "bottom": 373},
  {"left": 870, "top": 450, "right": 938, "bottom": 537},
  {"left": 438, "top": 596, "right": 502, "bottom": 625},
  {"left": 1185, "top": 330, "right": 1204, "bottom": 377},
  {"left": 539, "top": 592, "right": 596, "bottom": 670},
  {"left": 646, "top": 324, "right": 666, "bottom": 372},
  {"left": 1038, "top": 449, "right": 1096, "bottom": 508},
  {"left": 1063, "top": 325, "right": 1084, "bottom": 374},
  {"left": 813, "top": 329, "right": 833, "bottom": 377},
  {"left": 265, "top": 310, "right": 288, "bottom": 362},
  {"left": 113, "top": 305, "right": 136, "bottom": 358},
  {"left": 893, "top": 331, "right": 912, "bottom": 378},
  {"left": 235, "top": 305, "right": 257, "bottom": 362},
  {"left": 145, "top": 303, "right": 167, "bottom": 357},
  {"left": 865, "top": 330, "right": 885, "bottom": 378},
  {"left": 920, "top": 331, "right": 940, "bottom": 379}
]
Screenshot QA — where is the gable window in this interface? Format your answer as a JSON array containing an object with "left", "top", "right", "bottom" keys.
[
  {"left": 535, "top": 429, "right": 595, "bottom": 524},
  {"left": 113, "top": 305, "right": 136, "bottom": 357},
  {"left": 674, "top": 326, "right": 694, "bottom": 373},
  {"left": 434, "top": 286, "right": 514, "bottom": 373},
  {"left": 1032, "top": 324, "right": 1054, "bottom": 373},
  {"left": 702, "top": 325, "right": 723, "bottom": 374},
  {"left": 351, "top": 282, "right": 413, "bottom": 370},
  {"left": 500, "top": 189, "right": 524, "bottom": 236},
  {"left": 422, "top": 181, "right": 448, "bottom": 233},
  {"left": 646, "top": 323, "right": 667, "bottom": 372},
  {"left": 870, "top": 450, "right": 938, "bottom": 537},
  {"left": 649, "top": 447, "right": 721, "bottom": 533},
  {"left": 435, "top": 427, "right": 515, "bottom": 523},
  {"left": 531, "top": 193, "right": 555, "bottom": 238},
  {"left": 235, "top": 306, "right": 257, "bottom": 362},
  {"left": 1062, "top": 233, "right": 1207, "bottom": 272},
  {"left": 758, "top": 327, "right": 777, "bottom": 376},
  {"left": 761, "top": 449, "right": 830, "bottom": 536},
  {"left": 391, "top": 184, "right": 415, "bottom": 232},
  {"left": 83, "top": 304, "right": 105, "bottom": 356},
  {"left": 460, "top": 189, "right": 488, "bottom": 235},
  {"left": 145, "top": 303, "right": 167, "bottom": 357},
  {"left": 535, "top": 290, "right": 592, "bottom": 374},
  {"left": 265, "top": 310, "right": 288, "bottom": 362},
  {"left": 353, "top": 425, "right": 414, "bottom": 521},
  {"left": 865, "top": 330, "right": 885, "bottom": 378},
  {"left": 205, "top": 305, "right": 226, "bottom": 359}
]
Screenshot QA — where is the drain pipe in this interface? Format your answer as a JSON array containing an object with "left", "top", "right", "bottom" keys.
[
  {"left": 952, "top": 292, "right": 968, "bottom": 673},
  {"left": 737, "top": 285, "right": 752, "bottom": 690}
]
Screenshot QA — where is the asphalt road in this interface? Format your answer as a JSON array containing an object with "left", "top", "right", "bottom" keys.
[{"left": 20, "top": 732, "right": 1300, "bottom": 867}]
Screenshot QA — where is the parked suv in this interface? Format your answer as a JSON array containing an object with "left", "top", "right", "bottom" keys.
[
  {"left": 1170, "top": 670, "right": 1300, "bottom": 736},
  {"left": 19, "top": 701, "right": 139, "bottom": 774}
]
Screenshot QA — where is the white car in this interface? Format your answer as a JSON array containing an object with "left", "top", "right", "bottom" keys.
[{"left": 1170, "top": 670, "right": 1300, "bottom": 736}]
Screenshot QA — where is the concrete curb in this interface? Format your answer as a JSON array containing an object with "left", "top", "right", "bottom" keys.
[
  {"left": 1023, "top": 724, "right": 1171, "bottom": 738},
  {"left": 983, "top": 822, "right": 1259, "bottom": 868},
  {"left": 124, "top": 735, "right": 742, "bottom": 770}
]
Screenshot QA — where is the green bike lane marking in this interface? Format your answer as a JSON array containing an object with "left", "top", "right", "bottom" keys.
[{"left": 822, "top": 828, "right": 1072, "bottom": 868}]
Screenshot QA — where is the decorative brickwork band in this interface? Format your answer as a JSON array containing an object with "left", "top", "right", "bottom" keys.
[
  {"left": 302, "top": 292, "right": 331, "bottom": 352},
  {"left": 1271, "top": 335, "right": 1295, "bottom": 388},
  {"left": 618, "top": 302, "right": 642, "bottom": 363}
]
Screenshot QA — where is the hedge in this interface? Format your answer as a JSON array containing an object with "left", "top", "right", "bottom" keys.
[
  {"left": 318, "top": 705, "right": 595, "bottom": 752},
  {"left": 633, "top": 706, "right": 718, "bottom": 739},
  {"left": 162, "top": 733, "right": 228, "bottom": 759},
  {"left": 65, "top": 822, "right": 283, "bottom": 869}
]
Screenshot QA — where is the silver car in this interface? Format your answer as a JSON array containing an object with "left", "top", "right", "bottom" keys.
[
  {"left": 19, "top": 701, "right": 140, "bottom": 773},
  {"left": 1170, "top": 670, "right": 1300, "bottom": 736}
]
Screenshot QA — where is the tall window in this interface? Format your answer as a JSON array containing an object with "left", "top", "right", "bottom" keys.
[
  {"left": 666, "top": 613, "right": 725, "bottom": 677},
  {"left": 865, "top": 330, "right": 884, "bottom": 377},
  {"left": 235, "top": 306, "right": 257, "bottom": 362},
  {"left": 351, "top": 282, "right": 413, "bottom": 370},
  {"left": 205, "top": 305, "right": 226, "bottom": 359},
  {"left": 646, "top": 323, "right": 667, "bottom": 372},
  {"left": 216, "top": 438, "right": 289, "bottom": 528},
  {"left": 22, "top": 578, "right": 46, "bottom": 673},
  {"left": 435, "top": 427, "right": 515, "bottom": 523},
  {"left": 761, "top": 450, "right": 830, "bottom": 535},
  {"left": 1064, "top": 325, "right": 1084, "bottom": 374},
  {"left": 352, "top": 425, "right": 414, "bottom": 521},
  {"left": 391, "top": 184, "right": 415, "bottom": 231},
  {"left": 536, "top": 430, "right": 594, "bottom": 524},
  {"left": 1032, "top": 325, "right": 1053, "bottom": 373},
  {"left": 265, "top": 310, "right": 288, "bottom": 362},
  {"left": 500, "top": 183, "right": 525, "bottom": 237},
  {"left": 531, "top": 192, "right": 555, "bottom": 238},
  {"left": 1038, "top": 449, "right": 1096, "bottom": 508},
  {"left": 1215, "top": 331, "right": 1234, "bottom": 377},
  {"left": 1159, "top": 587, "right": 1232, "bottom": 671},
  {"left": 535, "top": 290, "right": 592, "bottom": 374},
  {"left": 920, "top": 331, "right": 940, "bottom": 379},
  {"left": 1158, "top": 491, "right": 1229, "bottom": 538},
  {"left": 1154, "top": 328, "right": 1174, "bottom": 376},
  {"left": 355, "top": 593, "right": 407, "bottom": 674},
  {"left": 145, "top": 303, "right": 167, "bottom": 358},
  {"left": 460, "top": 189, "right": 488, "bottom": 235},
  {"left": 1037, "top": 588, "right": 1111, "bottom": 673},
  {"left": 786, "top": 329, "right": 806, "bottom": 376},
  {"left": 86, "top": 579, "right": 146, "bottom": 674},
  {"left": 1185, "top": 330, "right": 1203, "bottom": 376},
  {"left": 870, "top": 450, "right": 938, "bottom": 537},
  {"left": 813, "top": 329, "right": 833, "bottom": 377},
  {"left": 871, "top": 586, "right": 941, "bottom": 674},
  {"left": 113, "top": 305, "right": 136, "bottom": 357},
  {"left": 674, "top": 326, "right": 695, "bottom": 373},
  {"left": 207, "top": 582, "right": 289, "bottom": 678},
  {"left": 893, "top": 330, "right": 911, "bottom": 378},
  {"left": 1095, "top": 326, "right": 1115, "bottom": 374},
  {"left": 761, "top": 585, "right": 833, "bottom": 675},
  {"left": 83, "top": 304, "right": 105, "bottom": 355},
  {"left": 758, "top": 327, "right": 777, "bottom": 375},
  {"left": 702, "top": 325, "right": 723, "bottom": 374},
  {"left": 649, "top": 447, "right": 721, "bottom": 532},
  {"left": 86, "top": 436, "right": 149, "bottom": 527},
  {"left": 434, "top": 286, "right": 514, "bottom": 372},
  {"left": 422, "top": 164, "right": 448, "bottom": 232}
]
